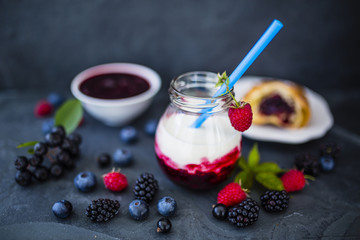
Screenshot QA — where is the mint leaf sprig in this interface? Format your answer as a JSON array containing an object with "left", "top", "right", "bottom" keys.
[
  {"left": 16, "top": 99, "right": 83, "bottom": 153},
  {"left": 235, "top": 143, "right": 286, "bottom": 191}
]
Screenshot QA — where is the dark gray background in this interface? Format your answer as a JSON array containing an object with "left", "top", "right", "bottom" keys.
[{"left": 1, "top": 1, "right": 360, "bottom": 240}]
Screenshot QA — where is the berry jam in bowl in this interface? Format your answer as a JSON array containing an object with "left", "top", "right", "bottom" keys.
[
  {"left": 71, "top": 63, "right": 161, "bottom": 126},
  {"left": 155, "top": 72, "right": 242, "bottom": 189}
]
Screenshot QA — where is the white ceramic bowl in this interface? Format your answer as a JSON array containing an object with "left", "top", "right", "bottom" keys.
[{"left": 71, "top": 63, "right": 161, "bottom": 126}]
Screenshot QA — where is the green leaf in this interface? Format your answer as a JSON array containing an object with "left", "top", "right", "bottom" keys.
[
  {"left": 253, "top": 162, "right": 284, "bottom": 174},
  {"left": 234, "top": 170, "right": 253, "bottom": 190},
  {"left": 248, "top": 143, "right": 260, "bottom": 169},
  {"left": 255, "top": 172, "right": 284, "bottom": 191},
  {"left": 238, "top": 156, "right": 250, "bottom": 171},
  {"left": 17, "top": 141, "right": 39, "bottom": 148},
  {"left": 27, "top": 148, "right": 35, "bottom": 154},
  {"left": 55, "top": 99, "right": 83, "bottom": 134}
]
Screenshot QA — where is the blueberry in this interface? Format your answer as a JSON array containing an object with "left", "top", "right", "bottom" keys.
[
  {"left": 320, "top": 155, "right": 335, "bottom": 172},
  {"left": 157, "top": 196, "right": 177, "bottom": 217},
  {"left": 74, "top": 171, "right": 97, "bottom": 192},
  {"left": 52, "top": 200, "right": 72, "bottom": 219},
  {"left": 119, "top": 126, "right": 138, "bottom": 144},
  {"left": 15, "top": 156, "right": 28, "bottom": 171},
  {"left": 42, "top": 118, "right": 54, "bottom": 135},
  {"left": 113, "top": 148, "right": 133, "bottom": 167},
  {"left": 144, "top": 119, "right": 158, "bottom": 136},
  {"left": 47, "top": 92, "right": 65, "bottom": 108},
  {"left": 156, "top": 218, "right": 172, "bottom": 233},
  {"left": 96, "top": 153, "right": 111, "bottom": 168},
  {"left": 129, "top": 199, "right": 149, "bottom": 221}
]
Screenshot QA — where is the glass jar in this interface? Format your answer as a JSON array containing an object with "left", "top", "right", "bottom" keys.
[{"left": 155, "top": 71, "right": 242, "bottom": 189}]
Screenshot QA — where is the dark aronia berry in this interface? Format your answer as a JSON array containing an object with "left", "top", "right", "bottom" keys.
[
  {"left": 34, "top": 142, "right": 48, "bottom": 156},
  {"left": 15, "top": 156, "right": 28, "bottom": 171},
  {"left": 50, "top": 164, "right": 64, "bottom": 178},
  {"left": 97, "top": 153, "right": 111, "bottom": 168},
  {"left": 45, "top": 132, "right": 63, "bottom": 147},
  {"left": 68, "top": 133, "right": 82, "bottom": 146},
  {"left": 212, "top": 203, "right": 228, "bottom": 220},
  {"left": 33, "top": 166, "right": 49, "bottom": 181},
  {"left": 29, "top": 155, "right": 43, "bottom": 166},
  {"left": 157, "top": 218, "right": 172, "bottom": 233},
  {"left": 51, "top": 126, "right": 66, "bottom": 139},
  {"left": 15, "top": 170, "right": 32, "bottom": 186}
]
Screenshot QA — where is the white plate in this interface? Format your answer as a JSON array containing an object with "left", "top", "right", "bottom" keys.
[{"left": 234, "top": 76, "right": 334, "bottom": 144}]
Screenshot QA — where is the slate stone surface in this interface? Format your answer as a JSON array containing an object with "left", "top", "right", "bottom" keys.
[{"left": 0, "top": 90, "right": 360, "bottom": 240}]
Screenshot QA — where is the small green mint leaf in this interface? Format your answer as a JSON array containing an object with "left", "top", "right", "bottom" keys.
[
  {"left": 253, "top": 162, "right": 284, "bottom": 174},
  {"left": 248, "top": 143, "right": 260, "bottom": 169},
  {"left": 17, "top": 141, "right": 39, "bottom": 148},
  {"left": 27, "top": 148, "right": 35, "bottom": 154},
  {"left": 55, "top": 99, "right": 83, "bottom": 134},
  {"left": 255, "top": 172, "right": 284, "bottom": 191},
  {"left": 234, "top": 170, "right": 253, "bottom": 190},
  {"left": 304, "top": 174, "right": 316, "bottom": 181},
  {"left": 238, "top": 156, "right": 250, "bottom": 171}
]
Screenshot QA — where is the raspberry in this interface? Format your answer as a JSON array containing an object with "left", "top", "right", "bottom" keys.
[
  {"left": 228, "top": 101, "right": 253, "bottom": 132},
  {"left": 103, "top": 170, "right": 128, "bottom": 192},
  {"left": 34, "top": 100, "right": 53, "bottom": 117},
  {"left": 281, "top": 169, "right": 306, "bottom": 192},
  {"left": 217, "top": 182, "right": 246, "bottom": 207}
]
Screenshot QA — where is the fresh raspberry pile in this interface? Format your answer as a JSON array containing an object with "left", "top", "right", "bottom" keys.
[
  {"left": 217, "top": 182, "right": 247, "bottom": 207},
  {"left": 103, "top": 170, "right": 128, "bottom": 192},
  {"left": 228, "top": 102, "right": 253, "bottom": 132}
]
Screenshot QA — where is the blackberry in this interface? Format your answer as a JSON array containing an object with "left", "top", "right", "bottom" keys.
[
  {"left": 15, "top": 156, "right": 28, "bottom": 171},
  {"left": 294, "top": 152, "right": 320, "bottom": 176},
  {"left": 227, "top": 198, "right": 260, "bottom": 228},
  {"left": 85, "top": 198, "right": 120, "bottom": 222},
  {"left": 260, "top": 190, "right": 290, "bottom": 212},
  {"left": 133, "top": 172, "right": 159, "bottom": 203},
  {"left": 320, "top": 142, "right": 340, "bottom": 158}
]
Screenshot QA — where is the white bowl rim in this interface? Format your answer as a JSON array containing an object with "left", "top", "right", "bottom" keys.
[{"left": 71, "top": 62, "right": 161, "bottom": 107}]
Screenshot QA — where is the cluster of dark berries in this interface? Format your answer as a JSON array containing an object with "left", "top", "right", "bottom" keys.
[
  {"left": 85, "top": 198, "right": 120, "bottom": 222},
  {"left": 15, "top": 125, "right": 82, "bottom": 186},
  {"left": 294, "top": 142, "right": 340, "bottom": 175},
  {"left": 212, "top": 198, "right": 261, "bottom": 228}
]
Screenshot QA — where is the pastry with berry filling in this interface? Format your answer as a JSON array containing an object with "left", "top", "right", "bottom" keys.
[{"left": 243, "top": 80, "right": 311, "bottom": 128}]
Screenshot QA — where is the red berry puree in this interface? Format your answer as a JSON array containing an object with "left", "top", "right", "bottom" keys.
[
  {"left": 155, "top": 141, "right": 240, "bottom": 189},
  {"left": 79, "top": 73, "right": 150, "bottom": 99}
]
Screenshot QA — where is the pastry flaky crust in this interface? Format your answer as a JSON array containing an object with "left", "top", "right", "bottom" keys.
[{"left": 243, "top": 80, "right": 311, "bottom": 128}]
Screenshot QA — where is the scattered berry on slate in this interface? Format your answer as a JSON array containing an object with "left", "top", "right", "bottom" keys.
[
  {"left": 29, "top": 155, "right": 43, "bottom": 166},
  {"left": 33, "top": 142, "right": 48, "bottom": 157},
  {"left": 74, "top": 171, "right": 97, "bottom": 192},
  {"left": 144, "top": 119, "right": 158, "bottom": 136},
  {"left": 320, "top": 155, "right": 335, "bottom": 172},
  {"left": 129, "top": 199, "right": 149, "bottom": 221},
  {"left": 86, "top": 198, "right": 120, "bottom": 223},
  {"left": 33, "top": 166, "right": 49, "bottom": 181},
  {"left": 34, "top": 100, "right": 53, "bottom": 117},
  {"left": 15, "top": 170, "right": 32, "bottom": 186},
  {"left": 119, "top": 126, "right": 138, "bottom": 144},
  {"left": 217, "top": 182, "right": 247, "bottom": 207},
  {"left": 133, "top": 172, "right": 159, "bottom": 203},
  {"left": 45, "top": 132, "right": 63, "bottom": 147},
  {"left": 67, "top": 132, "right": 82, "bottom": 146},
  {"left": 260, "top": 190, "right": 290, "bottom": 212},
  {"left": 96, "top": 153, "right": 111, "bottom": 168},
  {"left": 42, "top": 118, "right": 55, "bottom": 135},
  {"left": 113, "top": 148, "right": 133, "bottom": 167},
  {"left": 50, "top": 164, "right": 64, "bottom": 178},
  {"left": 157, "top": 218, "right": 172, "bottom": 233},
  {"left": 294, "top": 152, "right": 321, "bottom": 176},
  {"left": 15, "top": 156, "right": 28, "bottom": 171},
  {"left": 157, "top": 196, "right": 177, "bottom": 217},
  {"left": 47, "top": 92, "right": 65, "bottom": 108},
  {"left": 281, "top": 169, "right": 306, "bottom": 192},
  {"left": 52, "top": 200, "right": 73, "bottom": 219},
  {"left": 212, "top": 203, "right": 228, "bottom": 220},
  {"left": 319, "top": 142, "right": 340, "bottom": 157},
  {"left": 227, "top": 198, "right": 260, "bottom": 228},
  {"left": 103, "top": 170, "right": 128, "bottom": 192}
]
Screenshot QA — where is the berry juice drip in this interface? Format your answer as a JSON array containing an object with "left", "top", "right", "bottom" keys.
[{"left": 79, "top": 73, "right": 150, "bottom": 99}]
